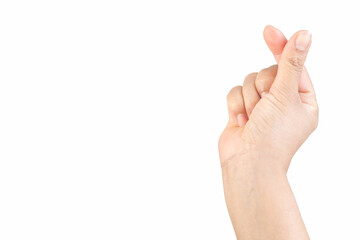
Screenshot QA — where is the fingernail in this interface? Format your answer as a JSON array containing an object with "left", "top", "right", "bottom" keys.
[
  {"left": 260, "top": 91, "right": 268, "bottom": 98},
  {"left": 237, "top": 113, "right": 248, "bottom": 127},
  {"left": 296, "top": 31, "right": 312, "bottom": 51}
]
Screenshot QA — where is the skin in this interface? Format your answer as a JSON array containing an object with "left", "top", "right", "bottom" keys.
[{"left": 218, "top": 25, "right": 318, "bottom": 239}]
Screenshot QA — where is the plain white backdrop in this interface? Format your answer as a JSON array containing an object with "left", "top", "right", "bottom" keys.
[{"left": 0, "top": 0, "right": 359, "bottom": 239}]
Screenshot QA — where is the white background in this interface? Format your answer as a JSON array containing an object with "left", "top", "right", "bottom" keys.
[{"left": 0, "top": 0, "right": 359, "bottom": 239}]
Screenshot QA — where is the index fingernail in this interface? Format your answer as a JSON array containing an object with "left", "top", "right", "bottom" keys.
[{"left": 296, "top": 31, "right": 312, "bottom": 51}]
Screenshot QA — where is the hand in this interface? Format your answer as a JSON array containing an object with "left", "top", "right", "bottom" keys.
[
  {"left": 218, "top": 26, "right": 318, "bottom": 174},
  {"left": 218, "top": 26, "right": 318, "bottom": 240}
]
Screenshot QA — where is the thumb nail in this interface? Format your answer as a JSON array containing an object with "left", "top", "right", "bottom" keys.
[{"left": 296, "top": 31, "right": 312, "bottom": 51}]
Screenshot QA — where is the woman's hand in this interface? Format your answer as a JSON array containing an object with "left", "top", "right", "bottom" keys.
[
  {"left": 219, "top": 26, "right": 318, "bottom": 174},
  {"left": 218, "top": 26, "right": 318, "bottom": 240}
]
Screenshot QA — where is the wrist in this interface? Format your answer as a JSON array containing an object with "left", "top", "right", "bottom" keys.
[{"left": 221, "top": 153, "right": 289, "bottom": 181}]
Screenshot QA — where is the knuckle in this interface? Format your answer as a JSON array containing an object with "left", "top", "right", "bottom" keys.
[
  {"left": 227, "top": 101, "right": 236, "bottom": 109},
  {"left": 269, "top": 64, "right": 278, "bottom": 69},
  {"left": 255, "top": 80, "right": 266, "bottom": 93},
  {"left": 244, "top": 72, "right": 258, "bottom": 84},
  {"left": 228, "top": 100, "right": 243, "bottom": 112},
  {"left": 258, "top": 68, "right": 267, "bottom": 76},
  {"left": 255, "top": 73, "right": 270, "bottom": 93},
  {"left": 256, "top": 66, "right": 277, "bottom": 87},
  {"left": 226, "top": 85, "right": 246, "bottom": 114},
  {"left": 258, "top": 65, "right": 277, "bottom": 76},
  {"left": 227, "top": 85, "right": 242, "bottom": 97},
  {"left": 245, "top": 72, "right": 258, "bottom": 78},
  {"left": 255, "top": 75, "right": 266, "bottom": 85}
]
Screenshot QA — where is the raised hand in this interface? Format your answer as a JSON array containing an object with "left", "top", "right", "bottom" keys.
[
  {"left": 219, "top": 26, "right": 318, "bottom": 172},
  {"left": 218, "top": 26, "right": 317, "bottom": 240}
]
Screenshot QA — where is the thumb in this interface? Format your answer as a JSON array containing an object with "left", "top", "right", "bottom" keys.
[{"left": 271, "top": 30, "right": 312, "bottom": 98}]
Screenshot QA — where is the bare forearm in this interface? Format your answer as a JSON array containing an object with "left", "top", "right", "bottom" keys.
[{"left": 222, "top": 158, "right": 309, "bottom": 240}]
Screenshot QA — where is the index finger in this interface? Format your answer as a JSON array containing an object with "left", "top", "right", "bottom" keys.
[{"left": 263, "top": 25, "right": 287, "bottom": 63}]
